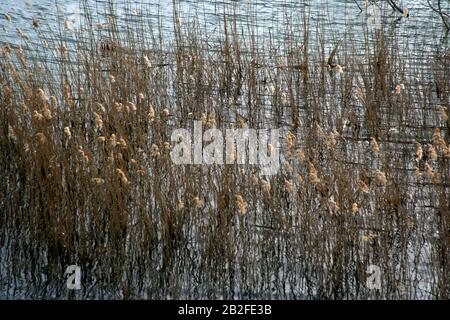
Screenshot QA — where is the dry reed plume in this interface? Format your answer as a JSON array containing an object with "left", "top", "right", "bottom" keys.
[{"left": 0, "top": 0, "right": 449, "bottom": 299}]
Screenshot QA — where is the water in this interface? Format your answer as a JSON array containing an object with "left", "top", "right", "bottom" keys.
[
  {"left": 1, "top": 0, "right": 448, "bottom": 89},
  {"left": 2, "top": 0, "right": 447, "bottom": 95},
  {"left": 1, "top": 0, "right": 449, "bottom": 299},
  {"left": 1, "top": 1, "right": 448, "bottom": 47}
]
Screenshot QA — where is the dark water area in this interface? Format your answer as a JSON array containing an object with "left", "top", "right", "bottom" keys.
[{"left": 0, "top": 1, "right": 449, "bottom": 299}]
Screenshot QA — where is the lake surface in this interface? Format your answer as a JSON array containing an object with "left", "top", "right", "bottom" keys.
[
  {"left": 2, "top": 0, "right": 448, "bottom": 96},
  {"left": 1, "top": 0, "right": 448, "bottom": 300},
  {"left": 1, "top": 1, "right": 448, "bottom": 49}
]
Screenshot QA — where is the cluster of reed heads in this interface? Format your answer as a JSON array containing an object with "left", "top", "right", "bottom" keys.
[{"left": 0, "top": 1, "right": 449, "bottom": 299}]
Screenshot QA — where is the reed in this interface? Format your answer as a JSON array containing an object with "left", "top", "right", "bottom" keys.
[{"left": 0, "top": 0, "right": 448, "bottom": 299}]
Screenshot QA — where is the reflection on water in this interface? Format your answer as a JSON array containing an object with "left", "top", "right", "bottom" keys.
[
  {"left": 0, "top": 0, "right": 448, "bottom": 300},
  {"left": 0, "top": 0, "right": 448, "bottom": 48},
  {"left": 1, "top": 0, "right": 448, "bottom": 81}
]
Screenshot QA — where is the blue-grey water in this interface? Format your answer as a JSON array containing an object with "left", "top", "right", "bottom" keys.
[
  {"left": 1, "top": 0, "right": 448, "bottom": 89},
  {"left": 0, "top": 0, "right": 449, "bottom": 299},
  {"left": 1, "top": 1, "right": 448, "bottom": 48},
  {"left": 2, "top": 0, "right": 448, "bottom": 88}
]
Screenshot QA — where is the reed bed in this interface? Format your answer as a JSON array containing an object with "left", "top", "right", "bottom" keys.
[{"left": 0, "top": 0, "right": 449, "bottom": 299}]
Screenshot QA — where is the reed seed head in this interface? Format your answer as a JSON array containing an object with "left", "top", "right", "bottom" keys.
[
  {"left": 116, "top": 169, "right": 129, "bottom": 185},
  {"left": 235, "top": 194, "right": 248, "bottom": 214},
  {"left": 374, "top": 170, "right": 387, "bottom": 187},
  {"left": 192, "top": 196, "right": 202, "bottom": 208},
  {"left": 64, "top": 127, "right": 72, "bottom": 140},
  {"left": 370, "top": 137, "right": 380, "bottom": 154}
]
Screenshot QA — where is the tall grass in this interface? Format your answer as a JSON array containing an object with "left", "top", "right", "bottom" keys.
[{"left": 0, "top": 0, "right": 448, "bottom": 299}]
